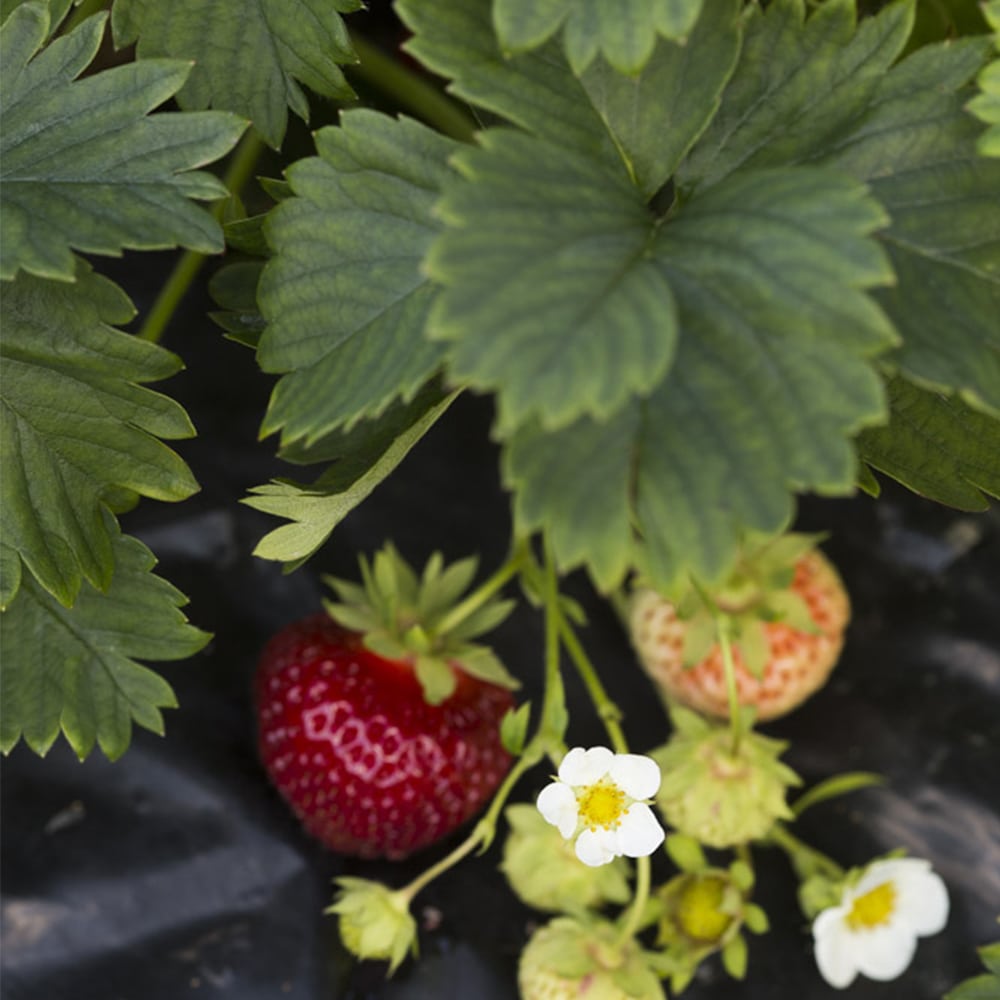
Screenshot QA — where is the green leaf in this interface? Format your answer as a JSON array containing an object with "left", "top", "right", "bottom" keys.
[
  {"left": 399, "top": 0, "right": 618, "bottom": 165},
  {"left": 208, "top": 260, "right": 265, "bottom": 348},
  {"left": 857, "top": 375, "right": 1000, "bottom": 510},
  {"left": 507, "top": 168, "right": 895, "bottom": 587},
  {"left": 1, "top": 261, "right": 199, "bottom": 607},
  {"left": 111, "top": 0, "right": 360, "bottom": 148},
  {"left": 504, "top": 409, "right": 637, "bottom": 593},
  {"left": 575, "top": 0, "right": 741, "bottom": 199},
  {"left": 1, "top": 0, "right": 71, "bottom": 34},
  {"left": 679, "top": 0, "right": 1000, "bottom": 415},
  {"left": 0, "top": 5, "right": 245, "bottom": 281},
  {"left": 982, "top": 942, "right": 1000, "bottom": 979},
  {"left": 0, "top": 542, "right": 22, "bottom": 610},
  {"left": 820, "top": 39, "right": 1000, "bottom": 414},
  {"left": 968, "top": 2, "right": 1000, "bottom": 156},
  {"left": 0, "top": 522, "right": 209, "bottom": 761},
  {"left": 244, "top": 389, "right": 457, "bottom": 568},
  {"left": 257, "top": 111, "right": 458, "bottom": 446},
  {"left": 493, "top": 0, "right": 707, "bottom": 75},
  {"left": 428, "top": 128, "right": 677, "bottom": 433},
  {"left": 677, "top": 0, "right": 916, "bottom": 193},
  {"left": 945, "top": 941, "right": 1000, "bottom": 1000}
]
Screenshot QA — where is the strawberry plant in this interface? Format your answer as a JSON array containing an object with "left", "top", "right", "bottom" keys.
[{"left": 1, "top": 0, "right": 999, "bottom": 996}]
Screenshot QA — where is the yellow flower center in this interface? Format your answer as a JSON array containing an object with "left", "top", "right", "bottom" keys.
[
  {"left": 846, "top": 880, "right": 896, "bottom": 930},
  {"left": 677, "top": 875, "right": 732, "bottom": 943},
  {"left": 577, "top": 780, "right": 626, "bottom": 830}
]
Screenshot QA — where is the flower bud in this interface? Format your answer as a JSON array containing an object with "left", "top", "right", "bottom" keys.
[
  {"left": 326, "top": 877, "right": 417, "bottom": 975},
  {"left": 501, "top": 804, "right": 632, "bottom": 913}
]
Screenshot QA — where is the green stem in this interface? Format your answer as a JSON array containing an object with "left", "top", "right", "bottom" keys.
[
  {"left": 434, "top": 543, "right": 527, "bottom": 636},
  {"left": 62, "top": 0, "right": 109, "bottom": 34},
  {"left": 348, "top": 33, "right": 478, "bottom": 143},
  {"left": 137, "top": 130, "right": 264, "bottom": 344},
  {"left": 716, "top": 620, "right": 743, "bottom": 756},
  {"left": 398, "top": 740, "right": 541, "bottom": 903},
  {"left": 540, "top": 541, "right": 569, "bottom": 764},
  {"left": 767, "top": 823, "right": 844, "bottom": 882},
  {"left": 558, "top": 616, "right": 628, "bottom": 755},
  {"left": 617, "top": 854, "right": 652, "bottom": 945},
  {"left": 398, "top": 824, "right": 484, "bottom": 904}
]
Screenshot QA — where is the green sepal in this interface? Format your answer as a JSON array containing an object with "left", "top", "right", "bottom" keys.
[
  {"left": 324, "top": 543, "right": 518, "bottom": 705},
  {"left": 743, "top": 904, "right": 769, "bottom": 935},
  {"left": 721, "top": 932, "right": 748, "bottom": 980},
  {"left": 665, "top": 833, "right": 707, "bottom": 874},
  {"left": 326, "top": 877, "right": 418, "bottom": 977}
]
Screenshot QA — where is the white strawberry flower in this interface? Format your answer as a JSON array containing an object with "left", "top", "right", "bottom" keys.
[
  {"left": 812, "top": 857, "right": 949, "bottom": 989},
  {"left": 536, "top": 746, "right": 665, "bottom": 868}
]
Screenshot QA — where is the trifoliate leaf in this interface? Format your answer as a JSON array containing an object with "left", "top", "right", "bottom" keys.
[
  {"left": 1, "top": 261, "right": 199, "bottom": 607},
  {"left": 493, "top": 0, "right": 707, "bottom": 75},
  {"left": 0, "top": 522, "right": 209, "bottom": 761},
  {"left": 0, "top": 5, "right": 244, "bottom": 282},
  {"left": 507, "top": 168, "right": 895, "bottom": 587},
  {"left": 577, "top": 0, "right": 742, "bottom": 198},
  {"left": 111, "top": 0, "right": 360, "bottom": 148},
  {"left": 257, "top": 112, "right": 458, "bottom": 446},
  {"left": 677, "top": 0, "right": 915, "bottom": 194},
  {"left": 857, "top": 375, "right": 1000, "bottom": 510},
  {"left": 244, "top": 389, "right": 457, "bottom": 568},
  {"left": 819, "top": 39, "right": 1000, "bottom": 414},
  {"left": 399, "top": 0, "right": 617, "bottom": 165},
  {"left": 678, "top": 0, "right": 1000, "bottom": 415},
  {"left": 503, "top": 401, "right": 636, "bottom": 594},
  {"left": 428, "top": 128, "right": 677, "bottom": 433}
]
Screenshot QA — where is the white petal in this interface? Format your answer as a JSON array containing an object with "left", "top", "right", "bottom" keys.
[
  {"left": 615, "top": 803, "right": 665, "bottom": 858},
  {"left": 894, "top": 864, "right": 949, "bottom": 937},
  {"left": 536, "top": 782, "right": 578, "bottom": 839},
  {"left": 559, "top": 746, "right": 614, "bottom": 786},
  {"left": 813, "top": 908, "right": 857, "bottom": 989},
  {"left": 854, "top": 858, "right": 927, "bottom": 897},
  {"left": 609, "top": 753, "right": 661, "bottom": 800},
  {"left": 852, "top": 923, "right": 917, "bottom": 982},
  {"left": 574, "top": 826, "right": 618, "bottom": 867}
]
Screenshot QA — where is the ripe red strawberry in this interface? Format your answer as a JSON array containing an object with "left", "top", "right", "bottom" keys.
[
  {"left": 629, "top": 534, "right": 850, "bottom": 722},
  {"left": 254, "top": 545, "right": 518, "bottom": 859}
]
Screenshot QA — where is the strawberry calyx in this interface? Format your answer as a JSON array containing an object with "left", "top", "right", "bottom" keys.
[
  {"left": 643, "top": 531, "right": 826, "bottom": 679},
  {"left": 323, "top": 543, "right": 519, "bottom": 706}
]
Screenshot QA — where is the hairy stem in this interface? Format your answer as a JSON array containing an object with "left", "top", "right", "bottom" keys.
[
  {"left": 558, "top": 616, "right": 628, "bottom": 755},
  {"left": 716, "top": 621, "right": 743, "bottom": 755},
  {"left": 138, "top": 130, "right": 264, "bottom": 344},
  {"left": 348, "top": 33, "right": 478, "bottom": 143},
  {"left": 617, "top": 854, "right": 652, "bottom": 945}
]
